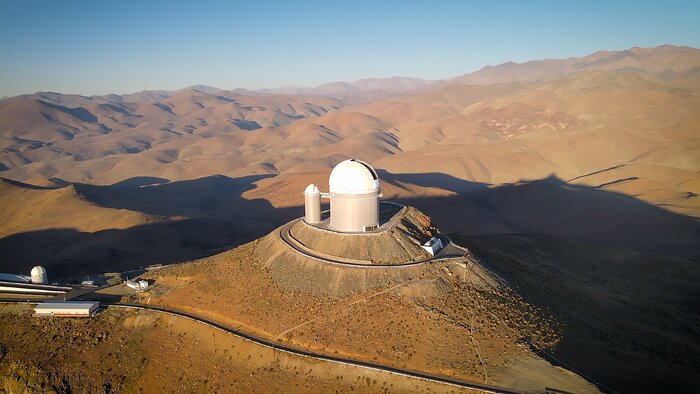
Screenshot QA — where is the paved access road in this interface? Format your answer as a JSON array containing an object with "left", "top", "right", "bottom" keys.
[
  {"left": 103, "top": 302, "right": 521, "bottom": 394},
  {"left": 0, "top": 298, "right": 519, "bottom": 392}
]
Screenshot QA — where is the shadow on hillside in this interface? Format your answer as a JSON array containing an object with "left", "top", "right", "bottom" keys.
[
  {"left": 111, "top": 176, "right": 169, "bottom": 188},
  {"left": 74, "top": 174, "right": 284, "bottom": 219},
  {"left": 43, "top": 100, "right": 98, "bottom": 123},
  {"left": 379, "top": 171, "right": 699, "bottom": 259},
  {"left": 379, "top": 171, "right": 699, "bottom": 392},
  {"left": 1, "top": 171, "right": 697, "bottom": 280},
  {"left": 0, "top": 174, "right": 303, "bottom": 280},
  {"left": 451, "top": 233, "right": 700, "bottom": 393}
]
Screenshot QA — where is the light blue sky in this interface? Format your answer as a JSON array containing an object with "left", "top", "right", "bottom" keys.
[{"left": 1, "top": 1, "right": 698, "bottom": 97}]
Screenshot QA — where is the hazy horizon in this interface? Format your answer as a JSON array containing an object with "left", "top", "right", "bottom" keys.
[{"left": 2, "top": 0, "right": 699, "bottom": 97}]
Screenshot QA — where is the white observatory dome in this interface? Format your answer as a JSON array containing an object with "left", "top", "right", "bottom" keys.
[
  {"left": 30, "top": 266, "right": 48, "bottom": 284},
  {"left": 328, "top": 159, "right": 379, "bottom": 195}
]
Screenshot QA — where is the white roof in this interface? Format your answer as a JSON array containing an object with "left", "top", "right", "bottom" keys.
[
  {"left": 35, "top": 301, "right": 98, "bottom": 311},
  {"left": 328, "top": 159, "right": 380, "bottom": 194},
  {"left": 0, "top": 273, "right": 30, "bottom": 283}
]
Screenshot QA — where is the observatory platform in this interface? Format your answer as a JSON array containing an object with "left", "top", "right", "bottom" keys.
[
  {"left": 289, "top": 159, "right": 463, "bottom": 266},
  {"left": 281, "top": 204, "right": 463, "bottom": 266}
]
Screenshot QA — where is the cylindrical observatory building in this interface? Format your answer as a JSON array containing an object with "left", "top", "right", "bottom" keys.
[
  {"left": 328, "top": 159, "right": 380, "bottom": 232},
  {"left": 304, "top": 184, "right": 321, "bottom": 224}
]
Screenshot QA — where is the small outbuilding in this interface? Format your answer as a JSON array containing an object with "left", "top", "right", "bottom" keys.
[
  {"left": 126, "top": 279, "right": 149, "bottom": 291},
  {"left": 421, "top": 237, "right": 444, "bottom": 256},
  {"left": 34, "top": 301, "right": 99, "bottom": 317}
]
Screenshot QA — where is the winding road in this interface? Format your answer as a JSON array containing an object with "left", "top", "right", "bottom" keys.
[
  {"left": 102, "top": 302, "right": 521, "bottom": 394},
  {"left": 0, "top": 298, "right": 520, "bottom": 392}
]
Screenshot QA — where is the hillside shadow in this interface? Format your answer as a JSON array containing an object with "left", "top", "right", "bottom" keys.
[
  {"left": 1, "top": 170, "right": 697, "bottom": 278},
  {"left": 232, "top": 119, "right": 262, "bottom": 130},
  {"left": 43, "top": 100, "right": 98, "bottom": 123},
  {"left": 377, "top": 169, "right": 489, "bottom": 194},
  {"left": 377, "top": 171, "right": 699, "bottom": 392},
  {"left": 0, "top": 218, "right": 268, "bottom": 281},
  {"left": 111, "top": 176, "right": 169, "bottom": 188},
  {"left": 74, "top": 174, "right": 287, "bottom": 220},
  {"left": 452, "top": 233, "right": 700, "bottom": 393},
  {"left": 380, "top": 171, "right": 699, "bottom": 259},
  {"left": 0, "top": 174, "right": 303, "bottom": 280}
]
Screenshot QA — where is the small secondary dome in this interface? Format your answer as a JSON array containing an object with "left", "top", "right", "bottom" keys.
[
  {"left": 30, "top": 266, "right": 48, "bottom": 284},
  {"left": 328, "top": 159, "right": 379, "bottom": 195},
  {"left": 304, "top": 184, "right": 320, "bottom": 194}
]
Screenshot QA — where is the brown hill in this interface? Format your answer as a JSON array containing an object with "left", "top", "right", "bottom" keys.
[
  {"left": 0, "top": 304, "right": 462, "bottom": 393},
  {"left": 0, "top": 91, "right": 341, "bottom": 179},
  {"left": 0, "top": 178, "right": 157, "bottom": 239},
  {"left": 1, "top": 47, "right": 697, "bottom": 218},
  {"left": 132, "top": 227, "right": 597, "bottom": 393}
]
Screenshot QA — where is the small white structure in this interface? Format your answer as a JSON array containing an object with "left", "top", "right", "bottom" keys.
[
  {"left": 34, "top": 301, "right": 99, "bottom": 317},
  {"left": 421, "top": 237, "right": 444, "bottom": 256},
  {"left": 81, "top": 280, "right": 96, "bottom": 286},
  {"left": 30, "top": 266, "right": 48, "bottom": 284},
  {"left": 303, "top": 184, "right": 322, "bottom": 224},
  {"left": 126, "top": 279, "right": 149, "bottom": 291}
]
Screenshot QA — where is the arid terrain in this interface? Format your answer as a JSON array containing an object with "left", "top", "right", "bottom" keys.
[
  {"left": 1, "top": 45, "right": 698, "bottom": 277},
  {"left": 0, "top": 304, "right": 480, "bottom": 393},
  {"left": 1, "top": 45, "right": 699, "bottom": 393}
]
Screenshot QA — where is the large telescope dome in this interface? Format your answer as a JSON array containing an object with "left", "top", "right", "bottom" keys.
[{"left": 328, "top": 159, "right": 379, "bottom": 195}]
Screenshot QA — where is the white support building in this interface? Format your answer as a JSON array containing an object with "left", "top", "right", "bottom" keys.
[
  {"left": 34, "top": 301, "right": 99, "bottom": 317},
  {"left": 126, "top": 279, "right": 149, "bottom": 291},
  {"left": 421, "top": 237, "right": 444, "bottom": 256}
]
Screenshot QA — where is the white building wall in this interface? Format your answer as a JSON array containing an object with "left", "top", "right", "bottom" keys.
[
  {"left": 34, "top": 302, "right": 98, "bottom": 317},
  {"left": 421, "top": 237, "right": 444, "bottom": 256},
  {"left": 329, "top": 191, "right": 379, "bottom": 232}
]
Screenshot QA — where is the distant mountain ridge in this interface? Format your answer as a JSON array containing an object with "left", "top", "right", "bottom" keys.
[
  {"left": 0, "top": 45, "right": 697, "bottom": 231},
  {"left": 0, "top": 77, "right": 436, "bottom": 107},
  {"left": 260, "top": 76, "right": 437, "bottom": 96},
  {"left": 451, "top": 44, "right": 700, "bottom": 85},
  {"left": 2, "top": 45, "right": 698, "bottom": 105}
]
